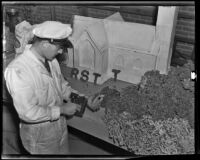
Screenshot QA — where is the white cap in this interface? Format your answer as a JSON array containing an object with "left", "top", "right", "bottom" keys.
[{"left": 32, "top": 21, "right": 72, "bottom": 40}]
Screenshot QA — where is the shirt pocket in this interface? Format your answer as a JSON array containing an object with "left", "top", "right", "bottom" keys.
[{"left": 35, "top": 85, "right": 48, "bottom": 106}]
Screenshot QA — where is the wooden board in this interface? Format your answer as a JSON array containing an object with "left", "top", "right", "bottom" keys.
[{"left": 66, "top": 107, "right": 113, "bottom": 144}]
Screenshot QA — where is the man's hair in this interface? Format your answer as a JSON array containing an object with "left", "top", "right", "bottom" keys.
[
  {"left": 28, "top": 36, "right": 42, "bottom": 44},
  {"left": 28, "top": 36, "right": 73, "bottom": 50}
]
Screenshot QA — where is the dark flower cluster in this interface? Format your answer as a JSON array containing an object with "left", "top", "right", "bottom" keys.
[
  {"left": 100, "top": 60, "right": 194, "bottom": 128},
  {"left": 99, "top": 60, "right": 195, "bottom": 154},
  {"left": 103, "top": 113, "right": 194, "bottom": 155},
  {"left": 99, "top": 86, "right": 121, "bottom": 114}
]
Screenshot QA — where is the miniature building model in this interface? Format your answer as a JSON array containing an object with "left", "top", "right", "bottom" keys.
[{"left": 66, "top": 7, "right": 178, "bottom": 84}]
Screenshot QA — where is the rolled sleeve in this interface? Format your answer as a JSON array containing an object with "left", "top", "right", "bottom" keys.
[
  {"left": 4, "top": 66, "right": 58, "bottom": 123},
  {"left": 50, "top": 106, "right": 61, "bottom": 121}
]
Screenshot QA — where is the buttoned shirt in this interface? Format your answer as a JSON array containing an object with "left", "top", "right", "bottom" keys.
[{"left": 4, "top": 44, "right": 75, "bottom": 123}]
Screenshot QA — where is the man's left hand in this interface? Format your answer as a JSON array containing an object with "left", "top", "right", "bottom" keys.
[{"left": 87, "top": 94, "right": 104, "bottom": 112}]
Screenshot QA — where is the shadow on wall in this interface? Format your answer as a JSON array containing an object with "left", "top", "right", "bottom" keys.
[{"left": 171, "top": 50, "right": 192, "bottom": 67}]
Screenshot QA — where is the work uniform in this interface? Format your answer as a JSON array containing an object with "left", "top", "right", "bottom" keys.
[{"left": 4, "top": 44, "right": 75, "bottom": 154}]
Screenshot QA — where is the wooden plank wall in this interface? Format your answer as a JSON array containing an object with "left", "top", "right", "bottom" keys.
[{"left": 3, "top": 4, "right": 195, "bottom": 61}]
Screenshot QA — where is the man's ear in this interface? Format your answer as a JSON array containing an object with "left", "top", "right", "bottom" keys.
[{"left": 42, "top": 41, "right": 50, "bottom": 49}]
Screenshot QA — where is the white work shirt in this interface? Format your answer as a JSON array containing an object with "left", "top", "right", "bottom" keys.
[{"left": 4, "top": 45, "right": 74, "bottom": 123}]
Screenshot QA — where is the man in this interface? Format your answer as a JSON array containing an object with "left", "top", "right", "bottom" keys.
[{"left": 4, "top": 21, "right": 103, "bottom": 154}]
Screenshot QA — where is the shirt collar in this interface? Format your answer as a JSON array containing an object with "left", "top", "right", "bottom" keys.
[
  {"left": 23, "top": 44, "right": 53, "bottom": 77},
  {"left": 30, "top": 47, "right": 45, "bottom": 63}
]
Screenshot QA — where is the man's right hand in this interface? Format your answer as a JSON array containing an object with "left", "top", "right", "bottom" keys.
[{"left": 60, "top": 102, "right": 81, "bottom": 116}]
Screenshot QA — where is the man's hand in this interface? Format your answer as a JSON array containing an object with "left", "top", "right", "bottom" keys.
[
  {"left": 87, "top": 94, "right": 104, "bottom": 112},
  {"left": 60, "top": 102, "right": 81, "bottom": 116}
]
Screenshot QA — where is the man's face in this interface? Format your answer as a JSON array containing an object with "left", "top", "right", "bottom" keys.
[{"left": 42, "top": 41, "right": 63, "bottom": 61}]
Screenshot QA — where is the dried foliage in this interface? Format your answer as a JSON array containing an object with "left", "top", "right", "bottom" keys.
[
  {"left": 103, "top": 113, "right": 194, "bottom": 155},
  {"left": 99, "top": 60, "right": 195, "bottom": 155}
]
